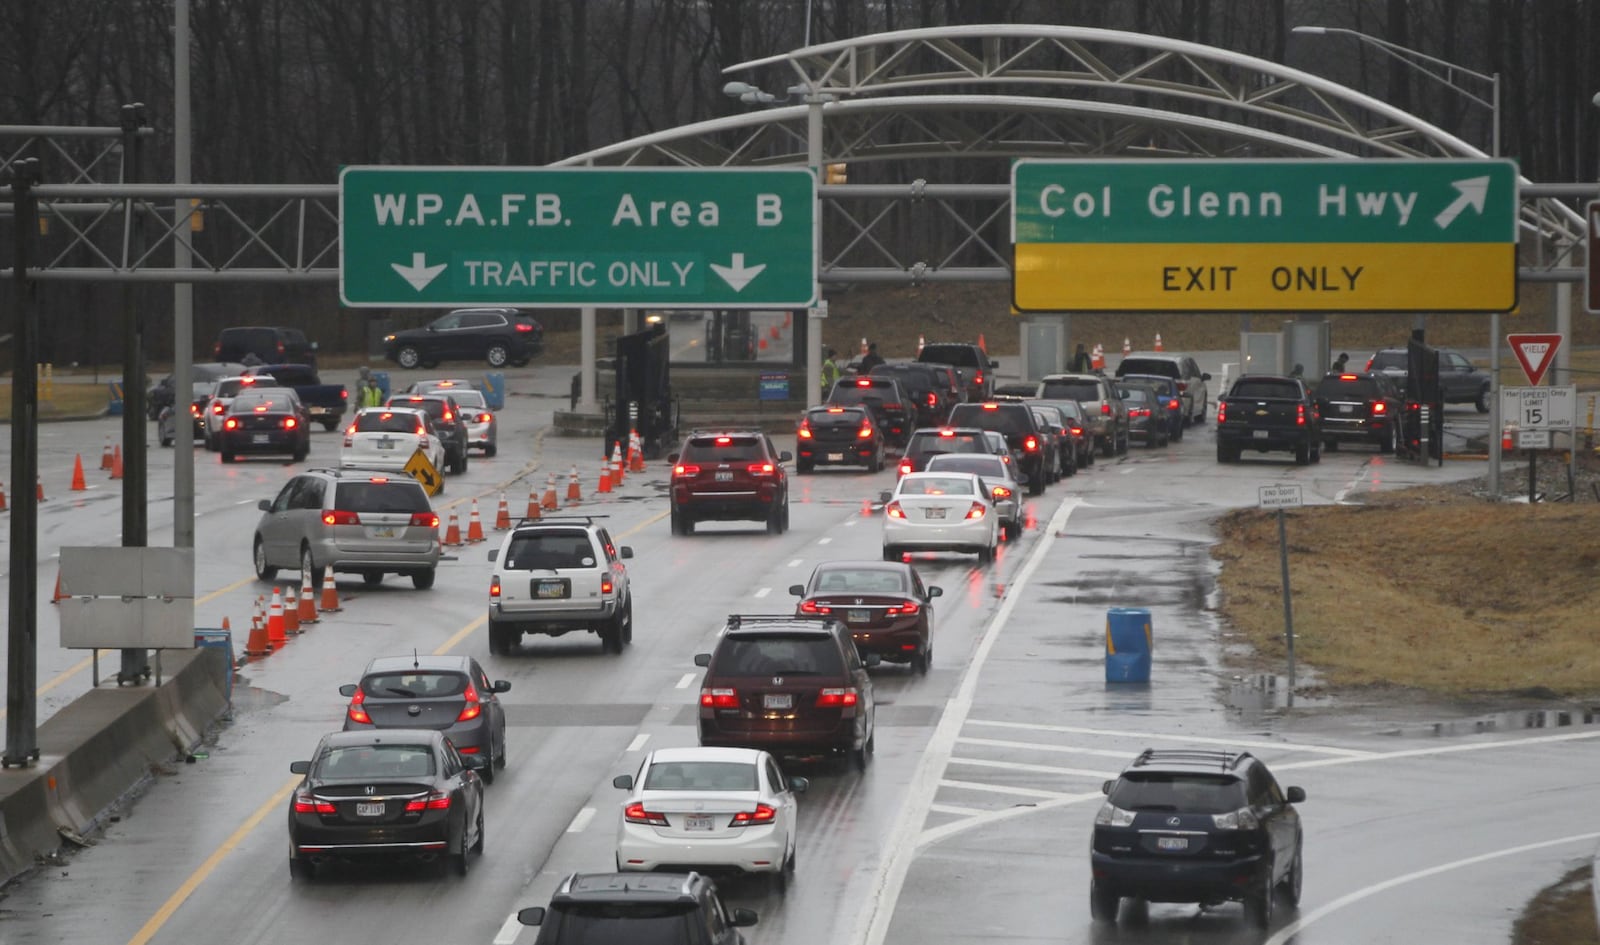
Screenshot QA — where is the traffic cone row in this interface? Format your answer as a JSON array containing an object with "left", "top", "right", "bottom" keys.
[
  {"left": 541, "top": 473, "right": 559, "bottom": 511},
  {"left": 917, "top": 334, "right": 925, "bottom": 354},
  {"left": 37, "top": 477, "right": 45, "bottom": 502},
  {"left": 494, "top": 492, "right": 512, "bottom": 530},
  {"left": 0, "top": 480, "right": 7, "bottom": 512},
  {"left": 1122, "top": 337, "right": 1131, "bottom": 356},
  {"left": 442, "top": 511, "right": 463, "bottom": 546},
  {"left": 246, "top": 597, "right": 270, "bottom": 657},
  {"left": 629, "top": 430, "right": 646, "bottom": 473},
  {"left": 284, "top": 585, "right": 301, "bottom": 634},
  {"left": 100, "top": 436, "right": 114, "bottom": 470},
  {"left": 110, "top": 445, "right": 123, "bottom": 480},
  {"left": 566, "top": 466, "right": 583, "bottom": 504},
  {"left": 266, "top": 588, "right": 287, "bottom": 648},
  {"left": 1154, "top": 332, "right": 1164, "bottom": 352},
  {"left": 70, "top": 454, "right": 87, "bottom": 492},
  {"left": 299, "top": 572, "right": 319, "bottom": 625},
  {"left": 320, "top": 571, "right": 342, "bottom": 612},
  {"left": 525, "top": 484, "right": 541, "bottom": 521},
  {"left": 1091, "top": 344, "right": 1106, "bottom": 371},
  {"left": 466, "top": 499, "right": 486, "bottom": 542},
  {"left": 596, "top": 456, "right": 613, "bottom": 494},
  {"left": 611, "top": 443, "right": 625, "bottom": 488}
]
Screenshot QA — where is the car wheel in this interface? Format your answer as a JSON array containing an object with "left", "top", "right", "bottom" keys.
[
  {"left": 1028, "top": 471, "right": 1045, "bottom": 496},
  {"left": 882, "top": 545, "right": 898, "bottom": 561},
  {"left": 452, "top": 844, "right": 470, "bottom": 877},
  {"left": 485, "top": 442, "right": 497, "bottom": 458},
  {"left": 204, "top": 432, "right": 218, "bottom": 452},
  {"left": 796, "top": 459, "right": 813, "bottom": 474},
  {"left": 299, "top": 546, "right": 324, "bottom": 587},
  {"left": 1475, "top": 385, "right": 1491, "bottom": 414},
  {"left": 292, "top": 447, "right": 308, "bottom": 463},
  {"left": 1294, "top": 441, "right": 1311, "bottom": 466},
  {"left": 396, "top": 346, "right": 422, "bottom": 370},
  {"left": 978, "top": 543, "right": 995, "bottom": 564},
  {"left": 412, "top": 568, "right": 436, "bottom": 590},
  {"left": 1118, "top": 431, "right": 1130, "bottom": 455},
  {"left": 1311, "top": 443, "right": 1322, "bottom": 463},
  {"left": 480, "top": 753, "right": 496, "bottom": 785},
  {"left": 850, "top": 733, "right": 872, "bottom": 771},
  {"left": 220, "top": 451, "right": 235, "bottom": 464},
  {"left": 253, "top": 538, "right": 278, "bottom": 581},
  {"left": 486, "top": 344, "right": 510, "bottom": 368},
  {"left": 1089, "top": 881, "right": 1119, "bottom": 922},
  {"left": 1099, "top": 436, "right": 1114, "bottom": 458},
  {"left": 1325, "top": 439, "right": 1339, "bottom": 452},
  {"left": 769, "top": 864, "right": 788, "bottom": 895},
  {"left": 766, "top": 503, "right": 785, "bottom": 535},
  {"left": 598, "top": 623, "right": 619, "bottom": 654},
  {"left": 470, "top": 809, "right": 485, "bottom": 853},
  {"left": 913, "top": 643, "right": 930, "bottom": 675},
  {"left": 1380, "top": 426, "right": 1396, "bottom": 454},
  {"left": 289, "top": 857, "right": 315, "bottom": 881},
  {"left": 488, "top": 619, "right": 512, "bottom": 656},
  {"left": 621, "top": 599, "right": 634, "bottom": 645},
  {"left": 1281, "top": 843, "right": 1303, "bottom": 906},
  {"left": 1246, "top": 864, "right": 1275, "bottom": 929},
  {"left": 362, "top": 571, "right": 383, "bottom": 587}
]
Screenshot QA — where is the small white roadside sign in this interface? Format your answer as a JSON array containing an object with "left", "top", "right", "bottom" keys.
[
  {"left": 1501, "top": 386, "right": 1575, "bottom": 431},
  {"left": 1258, "top": 484, "right": 1304, "bottom": 509}
]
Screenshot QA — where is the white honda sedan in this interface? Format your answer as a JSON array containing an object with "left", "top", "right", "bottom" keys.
[
  {"left": 340, "top": 407, "right": 445, "bottom": 482},
  {"left": 612, "top": 746, "right": 807, "bottom": 892},
  {"left": 882, "top": 471, "right": 999, "bottom": 564}
]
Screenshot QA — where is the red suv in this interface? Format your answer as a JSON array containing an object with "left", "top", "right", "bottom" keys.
[{"left": 669, "top": 431, "right": 791, "bottom": 536}]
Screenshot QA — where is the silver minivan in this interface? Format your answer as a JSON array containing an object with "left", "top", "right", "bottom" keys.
[{"left": 254, "top": 468, "right": 441, "bottom": 589}]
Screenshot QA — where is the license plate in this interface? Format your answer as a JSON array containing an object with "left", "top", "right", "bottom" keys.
[
  {"left": 376, "top": 438, "right": 395, "bottom": 450},
  {"left": 715, "top": 471, "right": 734, "bottom": 482},
  {"left": 1339, "top": 405, "right": 1354, "bottom": 414},
  {"left": 847, "top": 609, "right": 872, "bottom": 623},
  {"left": 926, "top": 507, "right": 946, "bottom": 520},
  {"left": 535, "top": 580, "right": 568, "bottom": 599},
  {"left": 367, "top": 526, "right": 397, "bottom": 539},
  {"left": 1157, "top": 836, "right": 1188, "bottom": 851},
  {"left": 827, "top": 452, "right": 845, "bottom": 461},
  {"left": 1253, "top": 430, "right": 1269, "bottom": 439},
  {"left": 763, "top": 693, "right": 793, "bottom": 710},
  {"left": 684, "top": 814, "right": 714, "bottom": 831},
  {"left": 356, "top": 802, "right": 385, "bottom": 817}
]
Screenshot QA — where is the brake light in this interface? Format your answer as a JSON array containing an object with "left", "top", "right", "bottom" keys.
[
  {"left": 981, "top": 402, "right": 999, "bottom": 411},
  {"left": 1070, "top": 426, "right": 1083, "bottom": 436},
  {"left": 1023, "top": 436, "right": 1039, "bottom": 452},
  {"left": 1217, "top": 402, "right": 1228, "bottom": 423},
  {"left": 701, "top": 687, "right": 738, "bottom": 708},
  {"left": 276, "top": 341, "right": 285, "bottom": 354},
  {"left": 992, "top": 486, "right": 1012, "bottom": 500},
  {"left": 478, "top": 412, "right": 492, "bottom": 423},
  {"left": 715, "top": 436, "right": 732, "bottom": 445},
  {"left": 1341, "top": 374, "right": 1359, "bottom": 381},
  {"left": 292, "top": 792, "right": 337, "bottom": 815},
  {"left": 885, "top": 500, "right": 906, "bottom": 519},
  {"left": 624, "top": 802, "right": 670, "bottom": 826},
  {"left": 601, "top": 578, "right": 614, "bottom": 595},
  {"left": 858, "top": 424, "right": 874, "bottom": 439},
  {"left": 965, "top": 502, "right": 987, "bottom": 520},
  {"left": 898, "top": 461, "right": 912, "bottom": 476},
  {"left": 189, "top": 403, "right": 200, "bottom": 418},
  {"left": 409, "top": 512, "right": 439, "bottom": 528},
  {"left": 826, "top": 407, "right": 845, "bottom": 413},
  {"left": 212, "top": 401, "right": 225, "bottom": 414},
  {"left": 404, "top": 792, "right": 452, "bottom": 812},
  {"left": 747, "top": 463, "right": 775, "bottom": 475},
  {"left": 674, "top": 464, "right": 700, "bottom": 477},
  {"left": 282, "top": 417, "right": 298, "bottom": 429},
  {"left": 729, "top": 804, "right": 778, "bottom": 826},
  {"left": 939, "top": 429, "right": 955, "bottom": 437},
  {"left": 456, "top": 683, "right": 482, "bottom": 722},
  {"left": 1296, "top": 403, "right": 1307, "bottom": 427},
  {"left": 974, "top": 372, "right": 984, "bottom": 385},
  {"left": 224, "top": 418, "right": 239, "bottom": 430},
  {"left": 798, "top": 424, "right": 813, "bottom": 439},
  {"left": 816, "top": 688, "right": 859, "bottom": 707},
  {"left": 1372, "top": 401, "right": 1388, "bottom": 415},
  {"left": 253, "top": 404, "right": 269, "bottom": 413},
  {"left": 798, "top": 599, "right": 832, "bottom": 615},
  {"left": 885, "top": 601, "right": 920, "bottom": 616},
  {"left": 1131, "top": 408, "right": 1149, "bottom": 418},
  {"left": 856, "top": 378, "right": 872, "bottom": 387},
  {"left": 927, "top": 392, "right": 937, "bottom": 407},
  {"left": 442, "top": 410, "right": 454, "bottom": 422},
  {"left": 490, "top": 577, "right": 501, "bottom": 598},
  {"left": 1177, "top": 381, "right": 1189, "bottom": 393},
  {"left": 1167, "top": 399, "right": 1180, "bottom": 410},
  {"left": 346, "top": 688, "right": 371, "bottom": 725},
  {"left": 514, "top": 322, "right": 534, "bottom": 333}
]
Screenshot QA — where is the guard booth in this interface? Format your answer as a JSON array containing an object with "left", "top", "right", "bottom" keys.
[
  {"left": 704, "top": 311, "right": 757, "bottom": 362},
  {"left": 1402, "top": 337, "right": 1444, "bottom": 465},
  {"left": 607, "top": 323, "right": 679, "bottom": 460}
]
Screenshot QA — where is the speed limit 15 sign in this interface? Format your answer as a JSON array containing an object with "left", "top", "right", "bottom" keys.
[{"left": 1501, "top": 386, "right": 1576, "bottom": 430}]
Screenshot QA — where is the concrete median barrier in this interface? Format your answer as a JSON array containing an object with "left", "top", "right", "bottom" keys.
[{"left": 0, "top": 646, "right": 230, "bottom": 887}]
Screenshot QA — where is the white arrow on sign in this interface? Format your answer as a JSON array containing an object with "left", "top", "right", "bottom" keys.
[
  {"left": 1433, "top": 176, "right": 1490, "bottom": 230},
  {"left": 710, "top": 253, "right": 767, "bottom": 292},
  {"left": 391, "top": 253, "right": 447, "bottom": 292}
]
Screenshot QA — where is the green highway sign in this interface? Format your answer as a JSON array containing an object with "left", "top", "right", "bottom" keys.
[
  {"left": 340, "top": 167, "right": 817, "bottom": 308},
  {"left": 1012, "top": 158, "right": 1518, "bottom": 313}
]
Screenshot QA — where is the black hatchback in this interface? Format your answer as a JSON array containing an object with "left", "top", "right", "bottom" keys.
[
  {"left": 796, "top": 405, "right": 883, "bottom": 473},
  {"left": 828, "top": 376, "right": 911, "bottom": 446},
  {"left": 339, "top": 654, "right": 511, "bottom": 783},
  {"left": 1091, "top": 748, "right": 1306, "bottom": 929}
]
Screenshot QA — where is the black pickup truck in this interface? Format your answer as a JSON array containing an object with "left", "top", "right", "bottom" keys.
[
  {"left": 1215, "top": 375, "right": 1322, "bottom": 466},
  {"left": 242, "top": 363, "right": 349, "bottom": 430}
]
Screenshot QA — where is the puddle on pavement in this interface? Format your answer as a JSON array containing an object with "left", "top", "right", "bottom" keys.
[
  {"left": 228, "top": 685, "right": 290, "bottom": 710},
  {"left": 1224, "top": 673, "right": 1335, "bottom": 717},
  {"left": 1397, "top": 707, "right": 1600, "bottom": 738}
]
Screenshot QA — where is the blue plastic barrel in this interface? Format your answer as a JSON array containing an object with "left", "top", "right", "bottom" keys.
[
  {"left": 193, "top": 628, "right": 234, "bottom": 703},
  {"left": 107, "top": 381, "right": 125, "bottom": 416},
  {"left": 481, "top": 372, "right": 506, "bottom": 410},
  {"left": 1104, "top": 607, "right": 1153, "bottom": 683},
  {"left": 371, "top": 371, "right": 391, "bottom": 401}
]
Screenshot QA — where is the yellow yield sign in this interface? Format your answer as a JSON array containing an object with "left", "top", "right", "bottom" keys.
[{"left": 404, "top": 450, "right": 442, "bottom": 496}]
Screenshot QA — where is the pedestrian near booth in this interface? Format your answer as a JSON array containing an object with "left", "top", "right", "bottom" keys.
[
  {"left": 820, "top": 349, "right": 840, "bottom": 395},
  {"left": 1330, "top": 352, "right": 1349, "bottom": 373},
  {"left": 362, "top": 376, "right": 384, "bottom": 407},
  {"left": 858, "top": 342, "right": 885, "bottom": 373},
  {"left": 1071, "top": 343, "right": 1093, "bottom": 373}
]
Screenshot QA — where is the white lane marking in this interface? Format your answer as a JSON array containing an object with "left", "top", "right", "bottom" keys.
[
  {"left": 966, "top": 718, "right": 1378, "bottom": 757},
  {"left": 929, "top": 803, "right": 987, "bottom": 816},
  {"left": 844, "top": 519, "right": 858, "bottom": 527},
  {"left": 956, "top": 736, "right": 1167, "bottom": 759},
  {"left": 940, "top": 778, "right": 1075, "bottom": 800},
  {"left": 565, "top": 807, "right": 596, "bottom": 834},
  {"left": 947, "top": 756, "right": 1115, "bottom": 779},
  {"left": 626, "top": 734, "right": 650, "bottom": 752},
  {"left": 853, "top": 497, "right": 1079, "bottom": 945},
  {"left": 1275, "top": 727, "right": 1600, "bottom": 770},
  {"left": 675, "top": 673, "right": 696, "bottom": 689},
  {"left": 787, "top": 558, "right": 801, "bottom": 567},
  {"left": 1334, "top": 460, "right": 1376, "bottom": 504},
  {"left": 492, "top": 912, "right": 522, "bottom": 945},
  {"left": 1265, "top": 830, "right": 1600, "bottom": 945},
  {"left": 753, "top": 587, "right": 771, "bottom": 599},
  {"left": 817, "top": 536, "right": 832, "bottom": 545}
]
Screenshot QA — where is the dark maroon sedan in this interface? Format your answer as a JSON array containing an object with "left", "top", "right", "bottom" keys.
[{"left": 788, "top": 560, "right": 941, "bottom": 675}]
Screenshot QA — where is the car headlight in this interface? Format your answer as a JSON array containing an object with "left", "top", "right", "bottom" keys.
[
  {"left": 383, "top": 334, "right": 396, "bottom": 343},
  {"left": 1094, "top": 802, "right": 1136, "bottom": 827}
]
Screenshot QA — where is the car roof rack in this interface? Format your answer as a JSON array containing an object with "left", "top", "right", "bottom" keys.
[
  {"left": 725, "top": 613, "right": 837, "bottom": 630},
  {"left": 512, "top": 515, "right": 607, "bottom": 527},
  {"left": 1131, "top": 748, "right": 1250, "bottom": 771}
]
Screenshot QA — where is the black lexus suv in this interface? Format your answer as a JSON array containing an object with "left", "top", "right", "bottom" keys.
[
  {"left": 1090, "top": 748, "right": 1307, "bottom": 929},
  {"left": 517, "top": 871, "right": 757, "bottom": 945}
]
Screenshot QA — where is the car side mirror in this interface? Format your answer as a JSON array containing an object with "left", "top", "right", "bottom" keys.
[
  {"left": 779, "top": 451, "right": 793, "bottom": 463},
  {"left": 620, "top": 546, "right": 634, "bottom": 559},
  {"left": 1201, "top": 372, "right": 1212, "bottom": 380},
  {"left": 730, "top": 908, "right": 759, "bottom": 928},
  {"left": 488, "top": 548, "right": 499, "bottom": 563},
  {"left": 290, "top": 760, "right": 310, "bottom": 775},
  {"left": 462, "top": 754, "right": 486, "bottom": 770},
  {"left": 667, "top": 452, "right": 680, "bottom": 464},
  {"left": 789, "top": 584, "right": 805, "bottom": 597},
  {"left": 492, "top": 680, "right": 511, "bottom": 693},
  {"left": 338, "top": 684, "right": 357, "bottom": 697},
  {"left": 1014, "top": 474, "right": 1028, "bottom": 486},
  {"left": 789, "top": 775, "right": 809, "bottom": 794},
  {"left": 1286, "top": 786, "right": 1306, "bottom": 803},
  {"left": 989, "top": 358, "right": 1000, "bottom": 369},
  {"left": 928, "top": 586, "right": 943, "bottom": 598},
  {"left": 516, "top": 907, "right": 546, "bottom": 927},
  {"left": 612, "top": 774, "right": 633, "bottom": 790},
  {"left": 258, "top": 499, "right": 272, "bottom": 511},
  {"left": 1102, "top": 779, "right": 1114, "bottom": 795},
  {"left": 694, "top": 653, "right": 711, "bottom": 667},
  {"left": 878, "top": 490, "right": 892, "bottom": 504}
]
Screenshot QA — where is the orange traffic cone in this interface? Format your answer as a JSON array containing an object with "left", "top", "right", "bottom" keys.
[
  {"left": 50, "top": 570, "right": 65, "bottom": 604},
  {"left": 320, "top": 571, "right": 342, "bottom": 613},
  {"left": 541, "top": 473, "right": 559, "bottom": 510},
  {"left": 466, "top": 499, "right": 487, "bottom": 542},
  {"left": 597, "top": 456, "right": 613, "bottom": 494},
  {"left": 566, "top": 465, "right": 583, "bottom": 504},
  {"left": 100, "top": 436, "right": 114, "bottom": 470},
  {"left": 1122, "top": 337, "right": 1131, "bottom": 356},
  {"left": 37, "top": 476, "right": 45, "bottom": 502},
  {"left": 494, "top": 493, "right": 512, "bottom": 530},
  {"left": 769, "top": 323, "right": 781, "bottom": 340},
  {"left": 283, "top": 585, "right": 301, "bottom": 634},
  {"left": 298, "top": 572, "right": 319, "bottom": 624},
  {"left": 1091, "top": 344, "right": 1105, "bottom": 372},
  {"left": 860, "top": 337, "right": 869, "bottom": 356},
  {"left": 978, "top": 333, "right": 987, "bottom": 353},
  {"left": 266, "top": 588, "right": 287, "bottom": 648},
  {"left": 610, "top": 444, "right": 625, "bottom": 487},
  {"left": 525, "top": 485, "right": 541, "bottom": 521},
  {"left": 1154, "top": 332, "right": 1164, "bottom": 352},
  {"left": 629, "top": 430, "right": 646, "bottom": 473},
  {"left": 917, "top": 335, "right": 925, "bottom": 354},
  {"left": 70, "top": 454, "right": 87, "bottom": 492},
  {"left": 0, "top": 480, "right": 8, "bottom": 512},
  {"left": 442, "top": 511, "right": 464, "bottom": 546},
  {"left": 246, "top": 599, "right": 270, "bottom": 657},
  {"left": 109, "top": 445, "right": 124, "bottom": 480}
]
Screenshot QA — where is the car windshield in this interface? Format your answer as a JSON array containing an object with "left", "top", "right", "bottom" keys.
[
  {"left": 811, "top": 567, "right": 910, "bottom": 594},
  {"left": 899, "top": 475, "right": 976, "bottom": 496},
  {"left": 807, "top": 407, "right": 866, "bottom": 425},
  {"left": 681, "top": 436, "right": 763, "bottom": 463},
  {"left": 315, "top": 744, "right": 435, "bottom": 779},
  {"left": 1041, "top": 379, "right": 1101, "bottom": 401},
  {"left": 717, "top": 634, "right": 845, "bottom": 676},
  {"left": 450, "top": 390, "right": 487, "bottom": 410},
  {"left": 361, "top": 671, "right": 468, "bottom": 699},
  {"left": 1118, "top": 387, "right": 1155, "bottom": 405},
  {"left": 906, "top": 432, "right": 984, "bottom": 459},
  {"left": 390, "top": 397, "right": 448, "bottom": 421},
  {"left": 547, "top": 903, "right": 695, "bottom": 945},
  {"left": 354, "top": 411, "right": 423, "bottom": 434},
  {"left": 214, "top": 379, "right": 252, "bottom": 398},
  {"left": 1369, "top": 352, "right": 1407, "bottom": 371},
  {"left": 1108, "top": 774, "right": 1247, "bottom": 814},
  {"left": 335, "top": 482, "right": 430, "bottom": 513},
  {"left": 1050, "top": 400, "right": 1085, "bottom": 420},
  {"left": 1316, "top": 376, "right": 1381, "bottom": 399},
  {"left": 643, "top": 761, "right": 758, "bottom": 792},
  {"left": 950, "top": 405, "right": 1029, "bottom": 434},
  {"left": 920, "top": 345, "right": 979, "bottom": 367},
  {"left": 230, "top": 394, "right": 292, "bottom": 413},
  {"left": 503, "top": 530, "right": 596, "bottom": 570},
  {"left": 1231, "top": 379, "right": 1301, "bottom": 399},
  {"left": 925, "top": 455, "right": 1007, "bottom": 479},
  {"left": 1119, "top": 359, "right": 1178, "bottom": 378}
]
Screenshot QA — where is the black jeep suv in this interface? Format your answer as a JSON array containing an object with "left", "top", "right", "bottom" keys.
[
  {"left": 1090, "top": 748, "right": 1307, "bottom": 929},
  {"left": 946, "top": 401, "right": 1049, "bottom": 495}
]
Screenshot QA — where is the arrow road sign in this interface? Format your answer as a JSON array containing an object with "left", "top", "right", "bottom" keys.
[
  {"left": 1507, "top": 333, "right": 1563, "bottom": 386},
  {"left": 404, "top": 449, "right": 442, "bottom": 496},
  {"left": 1432, "top": 176, "right": 1489, "bottom": 230},
  {"left": 340, "top": 167, "right": 817, "bottom": 308}
]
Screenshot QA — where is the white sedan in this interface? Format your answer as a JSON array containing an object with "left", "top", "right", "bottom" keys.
[
  {"left": 611, "top": 746, "right": 808, "bottom": 891},
  {"left": 340, "top": 407, "right": 446, "bottom": 483},
  {"left": 882, "top": 471, "right": 999, "bottom": 563},
  {"left": 924, "top": 452, "right": 1024, "bottom": 540}
]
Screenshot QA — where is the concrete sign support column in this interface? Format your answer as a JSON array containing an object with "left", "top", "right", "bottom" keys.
[
  {"left": 580, "top": 307, "right": 597, "bottom": 412},
  {"left": 4, "top": 158, "right": 41, "bottom": 768}
]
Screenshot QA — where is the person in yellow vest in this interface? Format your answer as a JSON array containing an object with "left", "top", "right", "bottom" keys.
[{"left": 820, "top": 349, "right": 840, "bottom": 397}]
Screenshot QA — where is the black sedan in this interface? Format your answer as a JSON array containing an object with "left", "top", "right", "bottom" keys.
[
  {"left": 217, "top": 390, "right": 310, "bottom": 463},
  {"left": 789, "top": 560, "right": 942, "bottom": 675},
  {"left": 286, "top": 729, "right": 485, "bottom": 879}
]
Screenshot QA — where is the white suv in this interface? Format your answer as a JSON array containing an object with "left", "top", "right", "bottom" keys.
[{"left": 486, "top": 517, "right": 635, "bottom": 656}]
